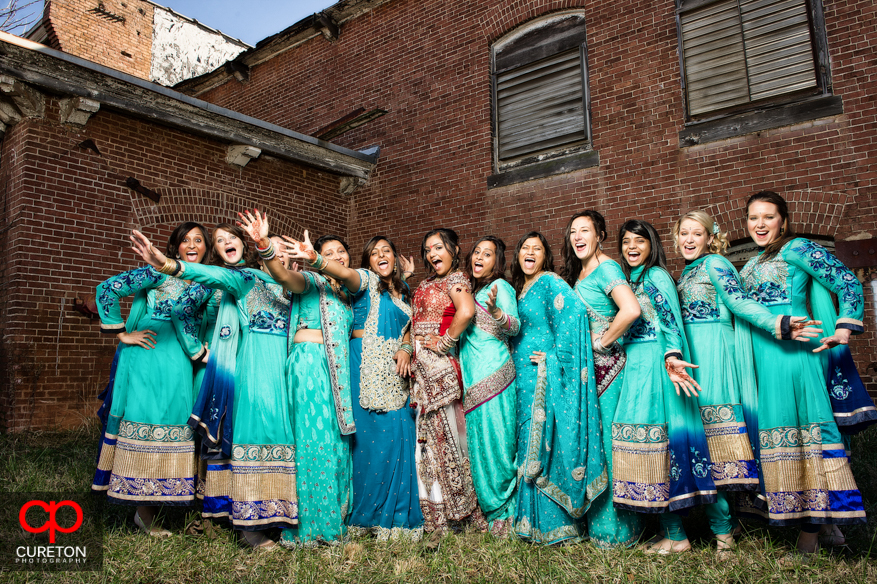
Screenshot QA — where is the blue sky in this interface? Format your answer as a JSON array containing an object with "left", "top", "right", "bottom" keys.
[{"left": 7, "top": 1, "right": 333, "bottom": 46}]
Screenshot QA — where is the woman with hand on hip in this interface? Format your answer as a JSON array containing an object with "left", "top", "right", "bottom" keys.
[
  {"left": 561, "top": 211, "right": 643, "bottom": 548},
  {"left": 94, "top": 222, "right": 211, "bottom": 537}
]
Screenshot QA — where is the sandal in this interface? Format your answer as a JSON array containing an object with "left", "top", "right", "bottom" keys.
[
  {"left": 715, "top": 533, "right": 736, "bottom": 559},
  {"left": 643, "top": 538, "right": 691, "bottom": 555},
  {"left": 818, "top": 525, "right": 846, "bottom": 547},
  {"left": 134, "top": 511, "right": 172, "bottom": 538}
]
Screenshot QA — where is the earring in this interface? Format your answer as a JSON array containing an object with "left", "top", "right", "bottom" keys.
[
  {"left": 780, "top": 228, "right": 785, "bottom": 236},
  {"left": 598, "top": 242, "right": 603, "bottom": 250}
]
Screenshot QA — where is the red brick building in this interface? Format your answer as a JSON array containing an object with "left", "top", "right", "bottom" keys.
[
  {"left": 2, "top": 0, "right": 876, "bottom": 430},
  {"left": 180, "top": 0, "right": 877, "bottom": 392}
]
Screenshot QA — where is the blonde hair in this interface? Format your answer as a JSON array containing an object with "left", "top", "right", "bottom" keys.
[{"left": 672, "top": 210, "right": 730, "bottom": 255}]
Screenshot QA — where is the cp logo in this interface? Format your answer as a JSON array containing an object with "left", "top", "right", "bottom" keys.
[{"left": 19, "top": 500, "right": 83, "bottom": 543}]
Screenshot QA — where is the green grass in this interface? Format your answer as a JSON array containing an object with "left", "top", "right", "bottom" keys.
[{"left": 1, "top": 423, "right": 876, "bottom": 583}]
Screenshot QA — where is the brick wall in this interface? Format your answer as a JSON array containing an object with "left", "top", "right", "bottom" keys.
[
  {"left": 43, "top": 0, "right": 154, "bottom": 79},
  {"left": 196, "top": 0, "right": 877, "bottom": 394},
  {"left": 0, "top": 100, "right": 348, "bottom": 431}
]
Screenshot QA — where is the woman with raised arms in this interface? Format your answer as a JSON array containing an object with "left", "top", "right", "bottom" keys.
[
  {"left": 130, "top": 221, "right": 297, "bottom": 549},
  {"left": 410, "top": 228, "right": 484, "bottom": 535},
  {"left": 738, "top": 191, "right": 871, "bottom": 558},
  {"left": 672, "top": 209, "right": 822, "bottom": 555},
  {"left": 278, "top": 225, "right": 423, "bottom": 542},
  {"left": 237, "top": 211, "right": 357, "bottom": 548},
  {"left": 610, "top": 220, "right": 715, "bottom": 554},
  {"left": 458, "top": 236, "right": 519, "bottom": 536},
  {"left": 510, "top": 231, "right": 605, "bottom": 545},
  {"left": 93, "top": 222, "right": 211, "bottom": 536},
  {"left": 560, "top": 211, "right": 643, "bottom": 548}
]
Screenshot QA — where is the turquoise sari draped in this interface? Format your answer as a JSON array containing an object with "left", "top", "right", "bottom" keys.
[{"left": 511, "top": 272, "right": 606, "bottom": 545}]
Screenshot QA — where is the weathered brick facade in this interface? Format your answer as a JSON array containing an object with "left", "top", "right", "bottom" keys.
[
  {"left": 4, "top": 0, "right": 876, "bottom": 430},
  {"left": 41, "top": 0, "right": 155, "bottom": 79},
  {"left": 192, "top": 0, "right": 877, "bottom": 395}
]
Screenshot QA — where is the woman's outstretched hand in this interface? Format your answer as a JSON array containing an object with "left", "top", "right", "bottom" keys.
[
  {"left": 280, "top": 230, "right": 317, "bottom": 264},
  {"left": 665, "top": 357, "right": 701, "bottom": 397},
  {"left": 813, "top": 327, "right": 852, "bottom": 353},
  {"left": 237, "top": 209, "right": 269, "bottom": 245},
  {"left": 485, "top": 284, "right": 502, "bottom": 319},
  {"left": 789, "top": 317, "right": 822, "bottom": 342},
  {"left": 130, "top": 230, "right": 168, "bottom": 269}
]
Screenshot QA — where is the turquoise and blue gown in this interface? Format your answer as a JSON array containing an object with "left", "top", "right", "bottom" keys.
[
  {"left": 573, "top": 260, "right": 642, "bottom": 548},
  {"left": 177, "top": 262, "right": 298, "bottom": 531},
  {"left": 738, "top": 238, "right": 868, "bottom": 526},
  {"left": 281, "top": 271, "right": 355, "bottom": 546},
  {"left": 511, "top": 272, "right": 606, "bottom": 545},
  {"left": 347, "top": 269, "right": 423, "bottom": 540},
  {"left": 459, "top": 279, "right": 520, "bottom": 536},
  {"left": 611, "top": 266, "right": 717, "bottom": 529},
  {"left": 93, "top": 267, "right": 206, "bottom": 505}
]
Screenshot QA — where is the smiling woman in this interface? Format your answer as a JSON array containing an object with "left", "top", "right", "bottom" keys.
[
  {"left": 509, "top": 231, "right": 606, "bottom": 545},
  {"left": 93, "top": 222, "right": 212, "bottom": 537}
]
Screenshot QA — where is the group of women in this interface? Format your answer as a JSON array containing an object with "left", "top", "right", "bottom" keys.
[{"left": 91, "top": 190, "right": 875, "bottom": 559}]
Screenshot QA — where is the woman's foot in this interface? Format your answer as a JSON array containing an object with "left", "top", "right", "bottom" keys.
[
  {"left": 818, "top": 524, "right": 846, "bottom": 547},
  {"left": 134, "top": 507, "right": 171, "bottom": 538},
  {"left": 715, "top": 533, "right": 736, "bottom": 559},
  {"left": 240, "top": 530, "right": 277, "bottom": 549},
  {"left": 780, "top": 530, "right": 820, "bottom": 566},
  {"left": 643, "top": 537, "right": 691, "bottom": 554}
]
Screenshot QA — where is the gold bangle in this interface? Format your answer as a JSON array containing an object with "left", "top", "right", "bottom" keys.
[{"left": 158, "top": 258, "right": 177, "bottom": 275}]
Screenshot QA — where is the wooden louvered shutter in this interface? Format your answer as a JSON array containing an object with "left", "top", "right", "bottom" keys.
[
  {"left": 680, "top": 0, "right": 817, "bottom": 116},
  {"left": 495, "top": 49, "right": 587, "bottom": 161}
]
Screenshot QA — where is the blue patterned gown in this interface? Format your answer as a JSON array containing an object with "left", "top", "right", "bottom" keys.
[
  {"left": 738, "top": 238, "right": 867, "bottom": 526},
  {"left": 347, "top": 270, "right": 423, "bottom": 540},
  {"left": 177, "top": 262, "right": 298, "bottom": 531},
  {"left": 511, "top": 272, "right": 606, "bottom": 545},
  {"left": 611, "top": 266, "right": 717, "bottom": 514},
  {"left": 93, "top": 267, "right": 206, "bottom": 505}
]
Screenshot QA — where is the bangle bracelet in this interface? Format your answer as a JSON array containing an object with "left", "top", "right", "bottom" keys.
[
  {"left": 158, "top": 258, "right": 179, "bottom": 275},
  {"left": 309, "top": 252, "right": 327, "bottom": 271},
  {"left": 258, "top": 240, "right": 276, "bottom": 261},
  {"left": 492, "top": 309, "right": 505, "bottom": 323},
  {"left": 400, "top": 343, "right": 413, "bottom": 356},
  {"left": 592, "top": 336, "right": 612, "bottom": 355}
]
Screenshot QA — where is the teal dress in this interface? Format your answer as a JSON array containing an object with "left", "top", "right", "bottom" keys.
[
  {"left": 511, "top": 272, "right": 606, "bottom": 545},
  {"left": 282, "top": 271, "right": 355, "bottom": 546},
  {"left": 347, "top": 269, "right": 423, "bottom": 540},
  {"left": 92, "top": 267, "right": 206, "bottom": 505},
  {"left": 178, "top": 262, "right": 298, "bottom": 531},
  {"left": 738, "top": 239, "right": 866, "bottom": 526},
  {"left": 611, "top": 266, "right": 717, "bottom": 519},
  {"left": 573, "top": 260, "right": 641, "bottom": 548},
  {"left": 459, "top": 279, "right": 520, "bottom": 536}
]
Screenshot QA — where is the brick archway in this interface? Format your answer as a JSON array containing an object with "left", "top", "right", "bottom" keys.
[
  {"left": 479, "top": 1, "right": 589, "bottom": 44},
  {"left": 129, "top": 187, "right": 307, "bottom": 239},
  {"left": 701, "top": 189, "right": 853, "bottom": 243}
]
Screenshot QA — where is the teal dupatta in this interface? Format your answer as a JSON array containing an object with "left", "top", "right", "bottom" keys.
[{"left": 287, "top": 271, "right": 356, "bottom": 435}]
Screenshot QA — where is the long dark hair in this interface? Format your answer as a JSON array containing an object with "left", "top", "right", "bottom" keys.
[
  {"left": 746, "top": 190, "right": 796, "bottom": 261},
  {"left": 166, "top": 221, "right": 211, "bottom": 264},
  {"left": 360, "top": 235, "right": 411, "bottom": 302},
  {"left": 420, "top": 228, "right": 461, "bottom": 276},
  {"left": 560, "top": 210, "right": 607, "bottom": 286},
  {"left": 617, "top": 220, "right": 667, "bottom": 285},
  {"left": 212, "top": 222, "right": 260, "bottom": 268},
  {"left": 510, "top": 231, "right": 554, "bottom": 294},
  {"left": 465, "top": 236, "right": 507, "bottom": 293}
]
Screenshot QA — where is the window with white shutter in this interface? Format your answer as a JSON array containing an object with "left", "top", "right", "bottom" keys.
[
  {"left": 490, "top": 12, "right": 593, "bottom": 177},
  {"left": 678, "top": 0, "right": 826, "bottom": 119}
]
